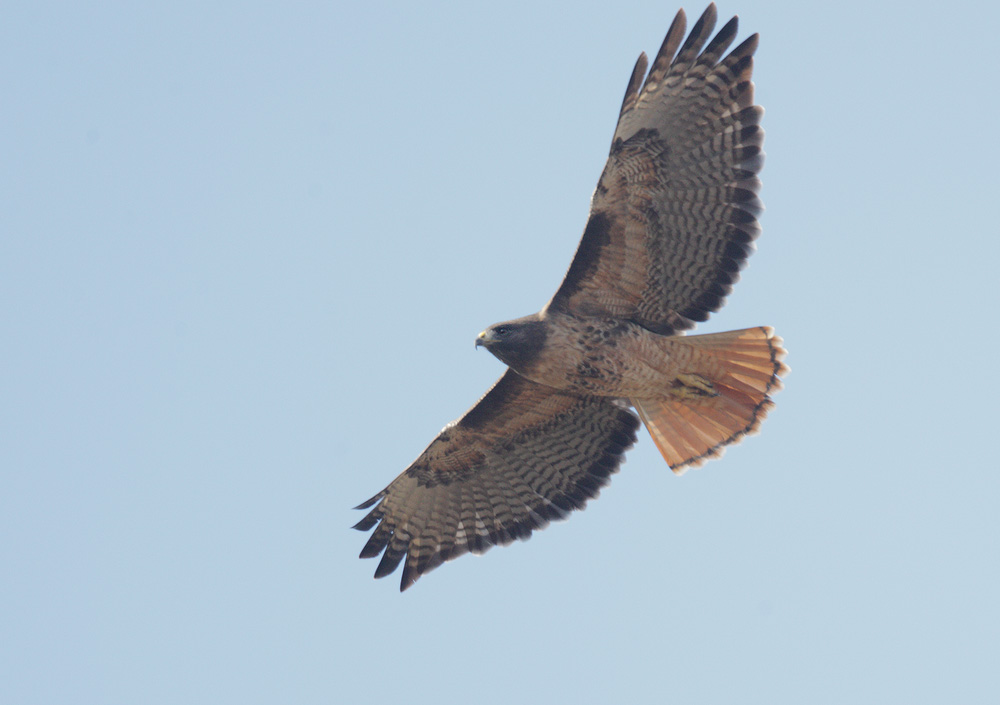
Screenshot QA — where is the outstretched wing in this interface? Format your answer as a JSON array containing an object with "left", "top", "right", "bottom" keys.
[
  {"left": 353, "top": 370, "right": 639, "bottom": 591},
  {"left": 548, "top": 4, "right": 764, "bottom": 335}
]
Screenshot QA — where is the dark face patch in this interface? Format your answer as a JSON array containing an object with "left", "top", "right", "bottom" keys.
[{"left": 479, "top": 317, "right": 548, "bottom": 374}]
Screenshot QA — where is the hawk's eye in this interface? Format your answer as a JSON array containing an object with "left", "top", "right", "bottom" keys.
[{"left": 495, "top": 326, "right": 509, "bottom": 336}]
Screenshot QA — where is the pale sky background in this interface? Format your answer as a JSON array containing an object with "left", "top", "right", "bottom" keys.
[{"left": 3, "top": 1, "right": 998, "bottom": 703}]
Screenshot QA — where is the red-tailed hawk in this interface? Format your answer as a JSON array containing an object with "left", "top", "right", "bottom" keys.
[{"left": 354, "top": 4, "right": 787, "bottom": 591}]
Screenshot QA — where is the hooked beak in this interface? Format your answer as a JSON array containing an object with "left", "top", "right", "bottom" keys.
[{"left": 475, "top": 330, "right": 490, "bottom": 349}]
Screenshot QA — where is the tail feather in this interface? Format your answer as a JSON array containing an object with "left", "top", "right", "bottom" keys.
[{"left": 633, "top": 326, "right": 787, "bottom": 474}]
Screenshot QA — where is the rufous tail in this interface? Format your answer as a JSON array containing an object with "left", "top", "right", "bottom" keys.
[{"left": 632, "top": 326, "right": 788, "bottom": 474}]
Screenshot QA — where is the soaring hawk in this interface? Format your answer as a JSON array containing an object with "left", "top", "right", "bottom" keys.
[{"left": 354, "top": 4, "right": 787, "bottom": 591}]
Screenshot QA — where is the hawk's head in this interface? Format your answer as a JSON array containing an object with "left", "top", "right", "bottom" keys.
[{"left": 475, "top": 315, "right": 547, "bottom": 372}]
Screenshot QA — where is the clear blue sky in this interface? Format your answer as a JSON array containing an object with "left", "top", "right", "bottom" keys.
[{"left": 3, "top": 1, "right": 998, "bottom": 703}]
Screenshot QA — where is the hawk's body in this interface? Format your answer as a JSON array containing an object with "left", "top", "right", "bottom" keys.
[
  {"left": 355, "top": 4, "right": 788, "bottom": 591},
  {"left": 481, "top": 311, "right": 773, "bottom": 399}
]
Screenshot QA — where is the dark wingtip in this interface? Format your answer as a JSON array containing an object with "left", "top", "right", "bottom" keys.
[
  {"left": 399, "top": 562, "right": 418, "bottom": 592},
  {"left": 618, "top": 52, "right": 649, "bottom": 118},
  {"left": 643, "top": 8, "right": 688, "bottom": 90},
  {"left": 690, "top": 3, "right": 718, "bottom": 42},
  {"left": 709, "top": 14, "right": 739, "bottom": 54},
  {"left": 353, "top": 491, "right": 385, "bottom": 511},
  {"left": 352, "top": 512, "right": 379, "bottom": 532},
  {"left": 374, "top": 545, "right": 405, "bottom": 579},
  {"left": 735, "top": 32, "right": 760, "bottom": 58}
]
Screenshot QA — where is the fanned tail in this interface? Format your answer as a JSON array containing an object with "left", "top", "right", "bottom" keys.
[{"left": 632, "top": 326, "right": 787, "bottom": 474}]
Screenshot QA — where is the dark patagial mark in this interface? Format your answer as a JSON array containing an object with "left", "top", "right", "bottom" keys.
[{"left": 551, "top": 211, "right": 612, "bottom": 306}]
